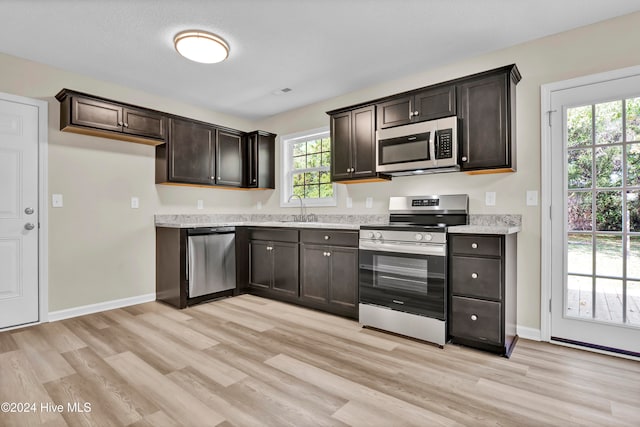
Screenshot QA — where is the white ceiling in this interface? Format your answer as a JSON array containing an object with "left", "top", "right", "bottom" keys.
[{"left": 2, "top": 0, "right": 640, "bottom": 120}]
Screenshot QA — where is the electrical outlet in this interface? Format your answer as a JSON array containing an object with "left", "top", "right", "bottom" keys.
[
  {"left": 346, "top": 197, "right": 353, "bottom": 208},
  {"left": 365, "top": 197, "right": 373, "bottom": 208},
  {"left": 130, "top": 197, "right": 139, "bottom": 209},
  {"left": 197, "top": 200, "right": 204, "bottom": 210},
  {"left": 526, "top": 190, "right": 538, "bottom": 206},
  {"left": 52, "top": 194, "right": 63, "bottom": 208},
  {"left": 485, "top": 192, "right": 496, "bottom": 206}
]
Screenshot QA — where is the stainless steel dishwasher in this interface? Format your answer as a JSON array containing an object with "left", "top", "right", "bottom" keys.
[{"left": 187, "top": 227, "right": 236, "bottom": 298}]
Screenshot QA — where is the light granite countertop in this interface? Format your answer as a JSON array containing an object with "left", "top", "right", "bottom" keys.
[{"left": 155, "top": 213, "right": 521, "bottom": 234}]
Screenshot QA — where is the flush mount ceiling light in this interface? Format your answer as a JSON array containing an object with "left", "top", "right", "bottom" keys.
[{"left": 174, "top": 30, "right": 229, "bottom": 64}]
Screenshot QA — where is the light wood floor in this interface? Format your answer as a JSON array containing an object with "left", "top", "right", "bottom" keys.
[{"left": 1, "top": 295, "right": 639, "bottom": 426}]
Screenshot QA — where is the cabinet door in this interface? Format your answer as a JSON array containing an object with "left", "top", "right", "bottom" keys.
[
  {"left": 330, "top": 111, "right": 352, "bottom": 181},
  {"left": 257, "top": 133, "right": 276, "bottom": 189},
  {"left": 71, "top": 96, "right": 123, "bottom": 132},
  {"left": 458, "top": 73, "right": 511, "bottom": 170},
  {"left": 413, "top": 85, "right": 456, "bottom": 122},
  {"left": 168, "top": 118, "right": 214, "bottom": 184},
  {"left": 123, "top": 107, "right": 165, "bottom": 140},
  {"left": 249, "top": 240, "right": 272, "bottom": 290},
  {"left": 376, "top": 96, "right": 412, "bottom": 129},
  {"left": 272, "top": 242, "right": 299, "bottom": 296},
  {"left": 328, "top": 246, "right": 358, "bottom": 312},
  {"left": 216, "top": 130, "right": 243, "bottom": 187},
  {"left": 300, "top": 245, "right": 329, "bottom": 304},
  {"left": 245, "top": 133, "right": 258, "bottom": 188},
  {"left": 351, "top": 105, "right": 376, "bottom": 178}
]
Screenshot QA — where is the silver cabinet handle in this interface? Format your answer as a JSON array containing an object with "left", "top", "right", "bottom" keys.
[
  {"left": 461, "top": 156, "right": 468, "bottom": 162},
  {"left": 408, "top": 111, "right": 414, "bottom": 118},
  {"left": 118, "top": 121, "right": 123, "bottom": 126},
  {"left": 25, "top": 207, "right": 34, "bottom": 215},
  {"left": 471, "top": 273, "right": 478, "bottom": 279},
  {"left": 471, "top": 314, "right": 478, "bottom": 321},
  {"left": 24, "top": 223, "right": 35, "bottom": 231},
  {"left": 123, "top": 123, "right": 129, "bottom": 127},
  {"left": 471, "top": 243, "right": 478, "bottom": 249}
]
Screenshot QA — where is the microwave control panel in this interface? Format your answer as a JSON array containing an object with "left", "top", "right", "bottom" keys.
[{"left": 436, "top": 129, "right": 453, "bottom": 159}]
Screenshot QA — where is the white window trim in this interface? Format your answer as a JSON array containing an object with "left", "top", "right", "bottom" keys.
[{"left": 280, "top": 126, "right": 337, "bottom": 207}]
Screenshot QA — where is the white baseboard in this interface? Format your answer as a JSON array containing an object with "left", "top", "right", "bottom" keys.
[
  {"left": 517, "top": 325, "right": 542, "bottom": 341},
  {"left": 48, "top": 293, "right": 156, "bottom": 322}
]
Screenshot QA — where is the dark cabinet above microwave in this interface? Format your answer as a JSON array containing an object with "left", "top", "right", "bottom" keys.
[{"left": 376, "top": 84, "right": 456, "bottom": 129}]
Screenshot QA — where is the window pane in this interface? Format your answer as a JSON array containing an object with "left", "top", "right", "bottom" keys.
[
  {"left": 628, "top": 281, "right": 640, "bottom": 326},
  {"left": 321, "top": 151, "right": 331, "bottom": 167},
  {"left": 595, "top": 100, "right": 623, "bottom": 144},
  {"left": 566, "top": 275, "right": 592, "bottom": 319},
  {"left": 293, "top": 142, "right": 307, "bottom": 156},
  {"left": 321, "top": 138, "right": 331, "bottom": 152},
  {"left": 595, "top": 146, "right": 622, "bottom": 188},
  {"left": 320, "top": 184, "right": 333, "bottom": 198},
  {"left": 319, "top": 171, "right": 331, "bottom": 183},
  {"left": 292, "top": 186, "right": 304, "bottom": 198},
  {"left": 307, "top": 139, "right": 321, "bottom": 154},
  {"left": 568, "top": 148, "right": 592, "bottom": 189},
  {"left": 293, "top": 155, "right": 306, "bottom": 170},
  {"left": 629, "top": 236, "right": 640, "bottom": 280},
  {"left": 307, "top": 153, "right": 321, "bottom": 168},
  {"left": 628, "top": 191, "right": 640, "bottom": 233},
  {"left": 293, "top": 173, "right": 304, "bottom": 186},
  {"left": 568, "top": 233, "right": 592, "bottom": 275},
  {"left": 594, "top": 278, "right": 623, "bottom": 323},
  {"left": 628, "top": 143, "right": 640, "bottom": 186},
  {"left": 595, "top": 234, "right": 623, "bottom": 278},
  {"left": 595, "top": 191, "right": 622, "bottom": 231},
  {"left": 567, "top": 105, "right": 592, "bottom": 147},
  {"left": 305, "top": 172, "right": 319, "bottom": 184},
  {"left": 626, "top": 97, "right": 640, "bottom": 142},
  {"left": 304, "top": 185, "right": 319, "bottom": 198},
  {"left": 568, "top": 191, "right": 592, "bottom": 231}
]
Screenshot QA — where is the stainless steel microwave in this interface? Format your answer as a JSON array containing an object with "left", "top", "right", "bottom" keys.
[{"left": 375, "top": 116, "right": 458, "bottom": 175}]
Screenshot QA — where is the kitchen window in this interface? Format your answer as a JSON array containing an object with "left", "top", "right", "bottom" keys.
[{"left": 280, "top": 127, "right": 336, "bottom": 207}]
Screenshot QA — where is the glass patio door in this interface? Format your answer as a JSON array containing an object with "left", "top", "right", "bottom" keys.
[{"left": 550, "top": 74, "right": 640, "bottom": 356}]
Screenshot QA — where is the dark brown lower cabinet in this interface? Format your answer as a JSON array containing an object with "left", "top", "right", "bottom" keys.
[
  {"left": 448, "top": 233, "right": 517, "bottom": 357},
  {"left": 248, "top": 228, "right": 299, "bottom": 302},
  {"left": 300, "top": 243, "right": 358, "bottom": 319}
]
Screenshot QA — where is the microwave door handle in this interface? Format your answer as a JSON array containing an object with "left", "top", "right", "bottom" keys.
[{"left": 429, "top": 129, "right": 436, "bottom": 165}]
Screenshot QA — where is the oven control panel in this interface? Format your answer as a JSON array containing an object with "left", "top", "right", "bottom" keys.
[{"left": 360, "top": 229, "right": 446, "bottom": 245}]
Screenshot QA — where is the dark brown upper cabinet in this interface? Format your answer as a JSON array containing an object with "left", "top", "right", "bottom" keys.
[
  {"left": 216, "top": 129, "right": 244, "bottom": 187},
  {"left": 376, "top": 84, "right": 456, "bottom": 129},
  {"left": 164, "top": 118, "right": 215, "bottom": 185},
  {"left": 457, "top": 65, "right": 520, "bottom": 173},
  {"left": 245, "top": 131, "right": 276, "bottom": 189},
  {"left": 329, "top": 105, "right": 390, "bottom": 183},
  {"left": 56, "top": 89, "right": 166, "bottom": 145}
]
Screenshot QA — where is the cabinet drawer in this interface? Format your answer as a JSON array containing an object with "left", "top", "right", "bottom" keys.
[
  {"left": 300, "top": 229, "right": 358, "bottom": 246},
  {"left": 451, "top": 256, "right": 502, "bottom": 299},
  {"left": 450, "top": 296, "right": 502, "bottom": 344},
  {"left": 450, "top": 235, "right": 501, "bottom": 257},
  {"left": 248, "top": 228, "right": 298, "bottom": 243}
]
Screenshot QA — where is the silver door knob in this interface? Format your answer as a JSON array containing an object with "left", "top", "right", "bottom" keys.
[
  {"left": 25, "top": 207, "right": 34, "bottom": 215},
  {"left": 24, "top": 223, "right": 35, "bottom": 230}
]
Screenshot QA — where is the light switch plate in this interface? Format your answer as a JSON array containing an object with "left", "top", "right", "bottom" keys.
[
  {"left": 365, "top": 197, "right": 373, "bottom": 209},
  {"left": 130, "top": 197, "right": 139, "bottom": 209},
  {"left": 52, "top": 194, "right": 63, "bottom": 208},
  {"left": 346, "top": 197, "right": 353, "bottom": 208},
  {"left": 526, "top": 190, "right": 539, "bottom": 206},
  {"left": 485, "top": 191, "right": 496, "bottom": 206},
  {"left": 197, "top": 200, "right": 204, "bottom": 210}
]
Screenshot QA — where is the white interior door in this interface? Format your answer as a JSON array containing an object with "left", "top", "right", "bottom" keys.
[
  {"left": 549, "top": 73, "right": 640, "bottom": 356},
  {"left": 0, "top": 98, "right": 39, "bottom": 329}
]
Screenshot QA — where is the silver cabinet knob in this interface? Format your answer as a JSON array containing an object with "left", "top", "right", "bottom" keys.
[
  {"left": 471, "top": 273, "right": 478, "bottom": 279},
  {"left": 211, "top": 176, "right": 215, "bottom": 180},
  {"left": 25, "top": 207, "right": 34, "bottom": 215},
  {"left": 217, "top": 177, "right": 221, "bottom": 180},
  {"left": 461, "top": 156, "right": 468, "bottom": 162},
  {"left": 471, "top": 314, "right": 478, "bottom": 321},
  {"left": 24, "top": 223, "right": 35, "bottom": 231},
  {"left": 123, "top": 123, "right": 129, "bottom": 127},
  {"left": 252, "top": 179, "right": 257, "bottom": 183},
  {"left": 414, "top": 110, "right": 419, "bottom": 116},
  {"left": 324, "top": 235, "right": 330, "bottom": 240},
  {"left": 471, "top": 243, "right": 478, "bottom": 249},
  {"left": 118, "top": 121, "right": 123, "bottom": 126},
  {"left": 326, "top": 252, "right": 331, "bottom": 257}
]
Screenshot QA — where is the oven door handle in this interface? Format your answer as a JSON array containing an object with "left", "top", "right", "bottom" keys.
[{"left": 359, "top": 240, "right": 446, "bottom": 257}]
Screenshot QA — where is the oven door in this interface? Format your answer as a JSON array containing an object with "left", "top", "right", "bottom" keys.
[{"left": 359, "top": 242, "right": 446, "bottom": 320}]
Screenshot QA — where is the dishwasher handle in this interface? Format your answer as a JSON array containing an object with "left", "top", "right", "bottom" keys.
[{"left": 187, "top": 226, "right": 235, "bottom": 236}]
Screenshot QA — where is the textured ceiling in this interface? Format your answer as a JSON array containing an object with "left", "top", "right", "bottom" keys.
[{"left": 1, "top": 0, "right": 640, "bottom": 120}]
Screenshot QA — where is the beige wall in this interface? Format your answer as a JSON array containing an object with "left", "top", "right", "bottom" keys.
[{"left": 1, "top": 11, "right": 639, "bottom": 329}]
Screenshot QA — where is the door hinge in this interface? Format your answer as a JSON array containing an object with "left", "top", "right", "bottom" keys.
[{"left": 547, "top": 109, "right": 557, "bottom": 127}]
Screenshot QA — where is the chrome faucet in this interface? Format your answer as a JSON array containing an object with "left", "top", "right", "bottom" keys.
[{"left": 288, "top": 194, "right": 306, "bottom": 222}]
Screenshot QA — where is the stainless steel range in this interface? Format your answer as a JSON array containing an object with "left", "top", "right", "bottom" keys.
[{"left": 359, "top": 194, "right": 469, "bottom": 346}]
